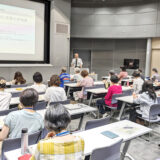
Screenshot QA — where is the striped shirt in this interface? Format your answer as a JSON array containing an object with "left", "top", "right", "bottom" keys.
[
  {"left": 30, "top": 136, "right": 84, "bottom": 160},
  {"left": 59, "top": 73, "right": 70, "bottom": 88}
]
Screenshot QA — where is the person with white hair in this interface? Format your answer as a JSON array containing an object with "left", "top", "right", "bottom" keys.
[
  {"left": 71, "top": 53, "right": 83, "bottom": 68},
  {"left": 71, "top": 68, "right": 83, "bottom": 82}
]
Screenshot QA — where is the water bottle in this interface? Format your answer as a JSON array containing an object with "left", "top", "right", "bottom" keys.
[{"left": 21, "top": 128, "right": 28, "bottom": 155}]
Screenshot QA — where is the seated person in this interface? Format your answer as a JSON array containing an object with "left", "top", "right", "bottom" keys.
[
  {"left": 97, "top": 75, "right": 122, "bottom": 115},
  {"left": 31, "top": 72, "right": 47, "bottom": 93},
  {"left": 11, "top": 71, "right": 26, "bottom": 85},
  {"left": 109, "top": 70, "right": 115, "bottom": 76},
  {"left": 132, "top": 71, "right": 144, "bottom": 94},
  {"left": 0, "top": 88, "right": 44, "bottom": 140},
  {"left": 118, "top": 67, "right": 128, "bottom": 80},
  {"left": 104, "top": 70, "right": 116, "bottom": 88},
  {"left": 74, "top": 70, "right": 94, "bottom": 100},
  {"left": 151, "top": 68, "right": 160, "bottom": 82},
  {"left": 71, "top": 67, "right": 83, "bottom": 82},
  {"left": 138, "top": 69, "right": 145, "bottom": 80},
  {"left": 59, "top": 67, "right": 70, "bottom": 88},
  {"left": 0, "top": 77, "right": 12, "bottom": 111},
  {"left": 130, "top": 81, "right": 158, "bottom": 122},
  {"left": 30, "top": 104, "right": 84, "bottom": 160},
  {"left": 44, "top": 75, "right": 67, "bottom": 103}
]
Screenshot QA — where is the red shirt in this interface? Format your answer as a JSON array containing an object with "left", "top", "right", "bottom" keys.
[{"left": 105, "top": 85, "right": 122, "bottom": 107}]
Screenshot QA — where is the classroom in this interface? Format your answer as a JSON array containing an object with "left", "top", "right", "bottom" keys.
[{"left": 0, "top": 0, "right": 159, "bottom": 160}]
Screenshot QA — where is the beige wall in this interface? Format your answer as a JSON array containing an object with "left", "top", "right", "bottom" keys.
[{"left": 151, "top": 38, "right": 160, "bottom": 76}]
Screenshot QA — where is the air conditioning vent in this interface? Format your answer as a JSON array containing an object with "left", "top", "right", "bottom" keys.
[{"left": 56, "top": 23, "right": 69, "bottom": 34}]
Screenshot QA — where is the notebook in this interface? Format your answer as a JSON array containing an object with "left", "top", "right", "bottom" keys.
[{"left": 101, "top": 131, "right": 119, "bottom": 139}]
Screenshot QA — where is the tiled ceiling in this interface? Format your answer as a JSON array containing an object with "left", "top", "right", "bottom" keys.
[{"left": 71, "top": 0, "right": 157, "bottom": 7}]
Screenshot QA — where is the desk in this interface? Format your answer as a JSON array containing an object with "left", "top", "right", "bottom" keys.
[
  {"left": 4, "top": 120, "right": 152, "bottom": 160},
  {"left": 116, "top": 92, "right": 160, "bottom": 120},
  {"left": 116, "top": 96, "right": 134, "bottom": 120},
  {"left": 37, "top": 103, "right": 97, "bottom": 130},
  {"left": 75, "top": 120, "right": 151, "bottom": 159},
  {"left": 65, "top": 81, "right": 105, "bottom": 98},
  {"left": 10, "top": 95, "right": 45, "bottom": 105},
  {"left": 86, "top": 86, "right": 132, "bottom": 106},
  {"left": 5, "top": 87, "right": 27, "bottom": 93},
  {"left": 0, "top": 103, "right": 97, "bottom": 131}
]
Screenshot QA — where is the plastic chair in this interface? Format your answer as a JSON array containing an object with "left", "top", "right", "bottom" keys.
[
  {"left": 105, "top": 94, "right": 124, "bottom": 117},
  {"left": 90, "top": 139, "right": 123, "bottom": 160},
  {"left": 138, "top": 104, "right": 160, "bottom": 141},
  {"left": 0, "top": 108, "right": 18, "bottom": 116},
  {"left": 139, "top": 104, "right": 160, "bottom": 123},
  {"left": 50, "top": 99, "right": 70, "bottom": 105},
  {"left": 10, "top": 84, "right": 28, "bottom": 88},
  {"left": 34, "top": 101, "right": 47, "bottom": 110},
  {"left": 1, "top": 130, "right": 42, "bottom": 160},
  {"left": 85, "top": 117, "right": 110, "bottom": 130}
]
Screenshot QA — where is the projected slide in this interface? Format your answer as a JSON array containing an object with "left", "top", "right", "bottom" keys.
[{"left": 0, "top": 4, "right": 35, "bottom": 54}]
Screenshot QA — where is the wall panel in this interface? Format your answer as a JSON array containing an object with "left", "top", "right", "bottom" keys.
[
  {"left": 71, "top": 38, "right": 146, "bottom": 79},
  {"left": 71, "top": 2, "right": 159, "bottom": 38}
]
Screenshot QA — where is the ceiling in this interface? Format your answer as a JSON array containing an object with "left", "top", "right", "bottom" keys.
[{"left": 71, "top": 0, "right": 157, "bottom": 7}]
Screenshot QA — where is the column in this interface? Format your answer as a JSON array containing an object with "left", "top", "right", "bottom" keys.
[{"left": 145, "top": 38, "right": 152, "bottom": 77}]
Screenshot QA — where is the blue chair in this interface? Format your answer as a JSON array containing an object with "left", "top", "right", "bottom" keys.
[
  {"left": 10, "top": 84, "right": 28, "bottom": 88},
  {"left": 0, "top": 108, "right": 18, "bottom": 116},
  {"left": 105, "top": 93, "right": 125, "bottom": 117},
  {"left": 138, "top": 104, "right": 160, "bottom": 141},
  {"left": 90, "top": 139, "right": 123, "bottom": 160},
  {"left": 1, "top": 130, "right": 42, "bottom": 160},
  {"left": 34, "top": 101, "right": 47, "bottom": 110},
  {"left": 85, "top": 117, "right": 110, "bottom": 130}
]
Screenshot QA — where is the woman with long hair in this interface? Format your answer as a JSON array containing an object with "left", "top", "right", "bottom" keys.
[
  {"left": 12, "top": 71, "right": 26, "bottom": 85},
  {"left": 130, "top": 80, "right": 158, "bottom": 122}
]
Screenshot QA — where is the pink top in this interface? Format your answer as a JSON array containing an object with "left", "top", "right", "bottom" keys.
[
  {"left": 105, "top": 85, "right": 122, "bottom": 107},
  {"left": 78, "top": 76, "right": 94, "bottom": 99},
  {"left": 118, "top": 71, "right": 128, "bottom": 80}
]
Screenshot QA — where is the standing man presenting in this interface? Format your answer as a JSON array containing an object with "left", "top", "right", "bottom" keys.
[{"left": 71, "top": 53, "right": 83, "bottom": 68}]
